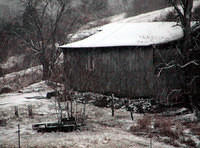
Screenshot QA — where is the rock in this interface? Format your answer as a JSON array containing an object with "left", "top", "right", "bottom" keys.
[
  {"left": 18, "top": 90, "right": 23, "bottom": 93},
  {"left": 0, "top": 86, "right": 13, "bottom": 94},
  {"left": 46, "top": 91, "right": 60, "bottom": 99},
  {"left": 94, "top": 96, "right": 110, "bottom": 107}
]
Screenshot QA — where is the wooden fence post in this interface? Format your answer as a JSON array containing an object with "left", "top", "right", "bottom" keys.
[
  {"left": 28, "top": 105, "right": 33, "bottom": 118},
  {"left": 130, "top": 111, "right": 134, "bottom": 120},
  {"left": 18, "top": 124, "right": 20, "bottom": 148},
  {"left": 15, "top": 106, "right": 19, "bottom": 117},
  {"left": 111, "top": 94, "right": 115, "bottom": 117}
]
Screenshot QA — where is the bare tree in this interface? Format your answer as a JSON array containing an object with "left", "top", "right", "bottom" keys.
[
  {"left": 167, "top": 0, "right": 199, "bottom": 90},
  {"left": 80, "top": 0, "right": 109, "bottom": 20},
  {"left": 155, "top": 0, "right": 200, "bottom": 118},
  {"left": 168, "top": 0, "right": 194, "bottom": 51},
  {"left": 18, "top": 0, "right": 79, "bottom": 80}
]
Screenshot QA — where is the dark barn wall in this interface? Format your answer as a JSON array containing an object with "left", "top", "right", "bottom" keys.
[{"left": 63, "top": 46, "right": 154, "bottom": 97}]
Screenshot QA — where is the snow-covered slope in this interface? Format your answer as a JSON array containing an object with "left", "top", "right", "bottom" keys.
[
  {"left": 0, "top": 65, "right": 43, "bottom": 92},
  {"left": 68, "top": 1, "right": 200, "bottom": 43}
]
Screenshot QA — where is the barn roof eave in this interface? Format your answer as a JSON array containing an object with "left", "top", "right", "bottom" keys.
[
  {"left": 60, "top": 22, "right": 185, "bottom": 49},
  {"left": 60, "top": 38, "right": 183, "bottom": 50}
]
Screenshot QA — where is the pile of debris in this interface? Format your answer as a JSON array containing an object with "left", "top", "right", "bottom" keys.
[
  {"left": 61, "top": 92, "right": 158, "bottom": 113},
  {"left": 46, "top": 89, "right": 197, "bottom": 114}
]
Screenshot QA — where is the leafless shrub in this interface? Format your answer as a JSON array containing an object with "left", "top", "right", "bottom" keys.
[
  {"left": 130, "top": 115, "right": 152, "bottom": 134},
  {"left": 47, "top": 67, "right": 87, "bottom": 125},
  {"left": 155, "top": 116, "right": 185, "bottom": 139},
  {"left": 155, "top": 118, "right": 179, "bottom": 139},
  {"left": 137, "top": 115, "right": 152, "bottom": 130},
  {"left": 130, "top": 115, "right": 186, "bottom": 147}
]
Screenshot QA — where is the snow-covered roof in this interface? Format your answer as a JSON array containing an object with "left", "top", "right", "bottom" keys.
[{"left": 60, "top": 22, "right": 184, "bottom": 48}]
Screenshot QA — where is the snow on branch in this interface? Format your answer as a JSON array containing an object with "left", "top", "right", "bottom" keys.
[
  {"left": 167, "top": 88, "right": 182, "bottom": 102},
  {"left": 177, "top": 60, "right": 199, "bottom": 68},
  {"left": 157, "top": 60, "right": 199, "bottom": 77},
  {"left": 187, "top": 75, "right": 200, "bottom": 86}
]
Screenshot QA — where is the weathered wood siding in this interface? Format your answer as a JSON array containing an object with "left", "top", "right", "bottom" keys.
[{"left": 63, "top": 46, "right": 154, "bottom": 97}]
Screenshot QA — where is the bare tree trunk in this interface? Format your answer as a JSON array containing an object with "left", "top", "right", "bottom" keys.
[
  {"left": 169, "top": 0, "right": 193, "bottom": 53},
  {"left": 183, "top": 0, "right": 193, "bottom": 53},
  {"left": 170, "top": 0, "right": 194, "bottom": 92},
  {"left": 42, "top": 63, "right": 51, "bottom": 80},
  {"left": 182, "top": 1, "right": 193, "bottom": 94}
]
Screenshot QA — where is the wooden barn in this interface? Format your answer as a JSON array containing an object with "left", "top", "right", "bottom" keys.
[{"left": 60, "top": 22, "right": 185, "bottom": 99}]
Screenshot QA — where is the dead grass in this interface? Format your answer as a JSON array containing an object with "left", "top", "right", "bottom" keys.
[
  {"left": 130, "top": 115, "right": 188, "bottom": 147},
  {"left": 154, "top": 116, "right": 184, "bottom": 139},
  {"left": 137, "top": 115, "right": 152, "bottom": 130},
  {"left": 130, "top": 114, "right": 152, "bottom": 135},
  {"left": 183, "top": 121, "right": 200, "bottom": 136}
]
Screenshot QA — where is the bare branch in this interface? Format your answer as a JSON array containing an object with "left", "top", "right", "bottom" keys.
[
  {"left": 177, "top": 60, "right": 199, "bottom": 68},
  {"left": 157, "top": 60, "right": 199, "bottom": 77},
  {"left": 175, "top": 46, "right": 184, "bottom": 59},
  {"left": 12, "top": 31, "right": 41, "bottom": 53},
  {"left": 187, "top": 75, "right": 200, "bottom": 86},
  {"left": 49, "top": 0, "right": 66, "bottom": 43},
  {"left": 167, "top": 89, "right": 182, "bottom": 102},
  {"left": 41, "top": 1, "right": 49, "bottom": 20},
  {"left": 157, "top": 64, "right": 176, "bottom": 77}
]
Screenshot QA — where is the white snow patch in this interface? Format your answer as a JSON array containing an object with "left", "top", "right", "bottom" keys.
[{"left": 0, "top": 81, "right": 52, "bottom": 108}]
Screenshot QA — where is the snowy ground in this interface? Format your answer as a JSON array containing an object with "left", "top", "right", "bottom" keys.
[{"left": 0, "top": 81, "right": 199, "bottom": 148}]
